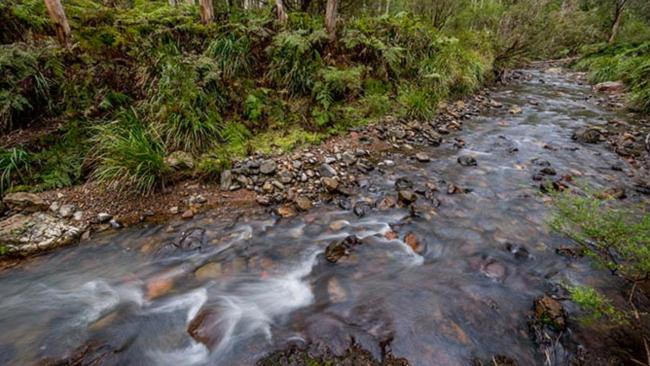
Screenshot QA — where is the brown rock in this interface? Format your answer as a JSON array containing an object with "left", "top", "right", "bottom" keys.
[
  {"left": 181, "top": 209, "right": 195, "bottom": 219},
  {"left": 404, "top": 232, "right": 425, "bottom": 254},
  {"left": 2, "top": 192, "right": 47, "bottom": 213},
  {"left": 384, "top": 231, "right": 398, "bottom": 240},
  {"left": 397, "top": 190, "right": 417, "bottom": 205},
  {"left": 322, "top": 177, "right": 339, "bottom": 192},
  {"left": 593, "top": 81, "right": 625, "bottom": 94},
  {"left": 295, "top": 197, "right": 313, "bottom": 211},
  {"left": 534, "top": 295, "right": 566, "bottom": 329},
  {"left": 188, "top": 308, "right": 223, "bottom": 349},
  {"left": 146, "top": 276, "right": 173, "bottom": 300},
  {"left": 276, "top": 206, "right": 296, "bottom": 218}
]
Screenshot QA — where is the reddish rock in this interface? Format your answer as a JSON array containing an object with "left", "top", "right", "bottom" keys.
[{"left": 188, "top": 308, "right": 223, "bottom": 349}]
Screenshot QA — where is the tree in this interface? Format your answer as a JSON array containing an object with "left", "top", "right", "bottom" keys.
[
  {"left": 200, "top": 0, "right": 214, "bottom": 24},
  {"left": 325, "top": 0, "right": 338, "bottom": 41},
  {"left": 276, "top": 0, "right": 288, "bottom": 24},
  {"left": 609, "top": 0, "right": 629, "bottom": 43},
  {"left": 44, "top": 0, "right": 71, "bottom": 48}
]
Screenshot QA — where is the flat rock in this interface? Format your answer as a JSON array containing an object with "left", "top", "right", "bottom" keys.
[
  {"left": 319, "top": 163, "right": 338, "bottom": 177},
  {"left": 0, "top": 213, "right": 84, "bottom": 255},
  {"left": 3, "top": 192, "right": 47, "bottom": 213}
]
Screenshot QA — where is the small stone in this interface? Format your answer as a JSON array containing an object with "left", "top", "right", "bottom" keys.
[
  {"left": 382, "top": 160, "right": 396, "bottom": 167},
  {"left": 169, "top": 206, "right": 179, "bottom": 214},
  {"left": 146, "top": 276, "right": 173, "bottom": 300},
  {"left": 534, "top": 295, "right": 566, "bottom": 329},
  {"left": 329, "top": 220, "right": 347, "bottom": 231},
  {"left": 481, "top": 260, "right": 506, "bottom": 280},
  {"left": 376, "top": 195, "right": 397, "bottom": 210},
  {"left": 260, "top": 160, "right": 277, "bottom": 175},
  {"left": 322, "top": 177, "right": 339, "bottom": 192},
  {"left": 395, "top": 177, "right": 414, "bottom": 191},
  {"left": 181, "top": 209, "right": 194, "bottom": 219},
  {"left": 490, "top": 100, "right": 503, "bottom": 108},
  {"left": 295, "top": 197, "right": 313, "bottom": 211},
  {"left": 72, "top": 211, "right": 83, "bottom": 221},
  {"left": 49, "top": 201, "right": 60, "bottom": 213},
  {"left": 415, "top": 153, "right": 431, "bottom": 162},
  {"left": 276, "top": 206, "right": 296, "bottom": 218},
  {"left": 278, "top": 170, "right": 293, "bottom": 184},
  {"left": 319, "top": 163, "right": 337, "bottom": 177},
  {"left": 325, "top": 235, "right": 361, "bottom": 263},
  {"left": 58, "top": 204, "right": 75, "bottom": 218},
  {"left": 398, "top": 190, "right": 417, "bottom": 204},
  {"left": 220, "top": 170, "right": 233, "bottom": 190},
  {"left": 457, "top": 155, "right": 477, "bottom": 166},
  {"left": 404, "top": 232, "right": 425, "bottom": 254},
  {"left": 353, "top": 201, "right": 372, "bottom": 217},
  {"left": 109, "top": 219, "right": 122, "bottom": 229},
  {"left": 190, "top": 195, "right": 207, "bottom": 204},
  {"left": 572, "top": 127, "right": 603, "bottom": 144},
  {"left": 97, "top": 212, "right": 112, "bottom": 223},
  {"left": 384, "top": 231, "right": 398, "bottom": 240},
  {"left": 509, "top": 106, "right": 522, "bottom": 114},
  {"left": 256, "top": 195, "right": 271, "bottom": 206},
  {"left": 262, "top": 181, "right": 274, "bottom": 193}
]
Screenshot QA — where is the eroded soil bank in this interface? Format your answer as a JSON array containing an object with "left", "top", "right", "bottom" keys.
[{"left": 0, "top": 68, "right": 649, "bottom": 366}]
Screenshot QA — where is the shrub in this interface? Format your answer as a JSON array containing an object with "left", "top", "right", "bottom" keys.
[
  {"left": 204, "top": 32, "right": 253, "bottom": 79},
  {"left": 266, "top": 30, "right": 325, "bottom": 95},
  {"left": 0, "top": 147, "right": 31, "bottom": 194},
  {"left": 398, "top": 85, "right": 437, "bottom": 120},
  {"left": 92, "top": 110, "right": 169, "bottom": 194}
]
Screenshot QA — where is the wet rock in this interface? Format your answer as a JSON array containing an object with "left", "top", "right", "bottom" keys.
[
  {"left": 260, "top": 160, "right": 277, "bottom": 175},
  {"left": 256, "top": 195, "right": 271, "bottom": 206},
  {"left": 509, "top": 106, "right": 522, "bottom": 114},
  {"left": 109, "top": 219, "right": 122, "bottom": 229},
  {"left": 195, "top": 262, "right": 223, "bottom": 281},
  {"left": 397, "top": 190, "right": 417, "bottom": 205},
  {"left": 481, "top": 260, "right": 506, "bottom": 280},
  {"left": 188, "top": 308, "right": 223, "bottom": 349},
  {"left": 322, "top": 177, "right": 339, "bottom": 193},
  {"left": 146, "top": 275, "right": 173, "bottom": 299},
  {"left": 593, "top": 81, "right": 625, "bottom": 94},
  {"left": 415, "top": 153, "right": 430, "bottom": 162},
  {"left": 506, "top": 242, "right": 530, "bottom": 260},
  {"left": 295, "top": 197, "right": 313, "bottom": 211},
  {"left": 534, "top": 295, "right": 566, "bottom": 330},
  {"left": 220, "top": 170, "right": 233, "bottom": 190},
  {"left": 181, "top": 209, "right": 195, "bottom": 219},
  {"left": 353, "top": 201, "right": 372, "bottom": 217},
  {"left": 175, "top": 228, "right": 205, "bottom": 251},
  {"left": 376, "top": 195, "right": 397, "bottom": 210},
  {"left": 325, "top": 235, "right": 362, "bottom": 263},
  {"left": 457, "top": 155, "right": 477, "bottom": 167},
  {"left": 276, "top": 206, "right": 296, "bottom": 218},
  {"left": 329, "top": 220, "right": 347, "bottom": 231},
  {"left": 2, "top": 192, "right": 47, "bottom": 213},
  {"left": 404, "top": 232, "right": 426, "bottom": 254},
  {"left": 97, "top": 212, "right": 112, "bottom": 223},
  {"left": 384, "top": 231, "right": 398, "bottom": 240},
  {"left": 394, "top": 177, "right": 414, "bottom": 191},
  {"left": 319, "top": 163, "right": 338, "bottom": 177},
  {"left": 572, "top": 127, "right": 603, "bottom": 144},
  {"left": 0, "top": 213, "right": 83, "bottom": 255},
  {"left": 490, "top": 100, "right": 503, "bottom": 108}
]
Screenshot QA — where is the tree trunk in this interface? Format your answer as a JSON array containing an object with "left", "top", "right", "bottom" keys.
[
  {"left": 44, "top": 0, "right": 71, "bottom": 48},
  {"left": 325, "top": 0, "right": 338, "bottom": 41},
  {"left": 199, "top": 0, "right": 214, "bottom": 24},
  {"left": 276, "top": 0, "right": 288, "bottom": 24},
  {"left": 609, "top": 0, "right": 627, "bottom": 44}
]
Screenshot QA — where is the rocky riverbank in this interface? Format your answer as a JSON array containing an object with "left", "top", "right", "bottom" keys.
[{"left": 1, "top": 66, "right": 648, "bottom": 265}]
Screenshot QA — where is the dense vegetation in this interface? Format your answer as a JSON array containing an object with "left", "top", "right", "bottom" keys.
[{"left": 0, "top": 0, "right": 649, "bottom": 195}]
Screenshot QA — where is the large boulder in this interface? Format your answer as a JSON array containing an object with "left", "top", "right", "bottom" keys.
[
  {"left": 0, "top": 213, "right": 84, "bottom": 255},
  {"left": 2, "top": 192, "right": 47, "bottom": 213}
]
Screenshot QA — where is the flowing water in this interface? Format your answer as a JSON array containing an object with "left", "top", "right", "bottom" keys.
[{"left": 1, "top": 70, "right": 648, "bottom": 366}]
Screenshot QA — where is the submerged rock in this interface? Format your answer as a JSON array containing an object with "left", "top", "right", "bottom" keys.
[
  {"left": 188, "top": 308, "right": 223, "bottom": 349},
  {"left": 572, "top": 127, "right": 603, "bottom": 144},
  {"left": 457, "top": 155, "right": 477, "bottom": 167}
]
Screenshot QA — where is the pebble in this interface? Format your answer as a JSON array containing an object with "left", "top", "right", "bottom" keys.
[
  {"left": 181, "top": 209, "right": 194, "bottom": 219},
  {"left": 457, "top": 155, "right": 477, "bottom": 166},
  {"left": 415, "top": 153, "right": 431, "bottom": 162},
  {"left": 319, "top": 163, "right": 338, "bottom": 177},
  {"left": 97, "top": 212, "right": 112, "bottom": 223}
]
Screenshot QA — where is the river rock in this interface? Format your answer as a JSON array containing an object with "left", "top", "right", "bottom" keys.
[
  {"left": 397, "top": 190, "right": 417, "bottom": 205},
  {"left": 0, "top": 212, "right": 83, "bottom": 255},
  {"left": 295, "top": 196, "right": 313, "bottom": 211},
  {"left": 146, "top": 276, "right": 173, "bottom": 300},
  {"left": 457, "top": 155, "right": 477, "bottom": 166},
  {"left": 325, "top": 235, "right": 362, "bottom": 263},
  {"left": 572, "top": 127, "right": 603, "bottom": 143},
  {"left": 97, "top": 212, "right": 112, "bottom": 223},
  {"left": 534, "top": 295, "right": 566, "bottom": 330},
  {"left": 188, "top": 308, "right": 223, "bottom": 349},
  {"left": 404, "top": 232, "right": 426, "bottom": 254},
  {"left": 353, "top": 201, "right": 372, "bottom": 217},
  {"left": 260, "top": 160, "right": 277, "bottom": 175},
  {"left": 376, "top": 195, "right": 397, "bottom": 210},
  {"left": 58, "top": 204, "right": 75, "bottom": 218},
  {"left": 593, "top": 81, "right": 625, "bottom": 94},
  {"left": 415, "top": 153, "right": 431, "bottom": 162},
  {"left": 181, "top": 209, "right": 194, "bottom": 219},
  {"left": 322, "top": 177, "right": 339, "bottom": 192},
  {"left": 165, "top": 151, "right": 194, "bottom": 170},
  {"left": 320, "top": 163, "right": 338, "bottom": 177},
  {"left": 220, "top": 170, "right": 233, "bottom": 190},
  {"left": 2, "top": 192, "right": 47, "bottom": 213},
  {"left": 194, "top": 262, "right": 223, "bottom": 281},
  {"left": 395, "top": 177, "right": 414, "bottom": 191},
  {"left": 256, "top": 195, "right": 271, "bottom": 206},
  {"left": 276, "top": 206, "right": 296, "bottom": 218}
]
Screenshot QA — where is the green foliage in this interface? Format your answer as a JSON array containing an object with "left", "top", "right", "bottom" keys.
[
  {"left": 0, "top": 42, "right": 64, "bottom": 130},
  {"left": 149, "top": 54, "right": 223, "bottom": 153},
  {"left": 576, "top": 42, "right": 650, "bottom": 113},
  {"left": 398, "top": 85, "right": 437, "bottom": 120},
  {"left": 0, "top": 147, "right": 31, "bottom": 194},
  {"left": 92, "top": 110, "right": 169, "bottom": 194},
  {"left": 568, "top": 285, "right": 628, "bottom": 326},
  {"left": 204, "top": 32, "right": 253, "bottom": 80},
  {"left": 551, "top": 188, "right": 650, "bottom": 282},
  {"left": 266, "top": 30, "right": 324, "bottom": 95}
]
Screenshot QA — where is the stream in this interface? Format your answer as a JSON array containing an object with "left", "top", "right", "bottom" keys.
[{"left": 1, "top": 70, "right": 648, "bottom": 366}]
